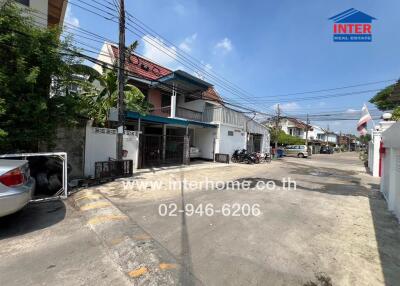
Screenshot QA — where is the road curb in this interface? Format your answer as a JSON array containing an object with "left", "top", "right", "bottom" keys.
[{"left": 71, "top": 188, "right": 199, "bottom": 285}]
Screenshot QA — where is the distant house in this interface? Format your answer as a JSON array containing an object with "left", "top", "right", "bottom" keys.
[
  {"left": 318, "top": 130, "right": 338, "bottom": 145},
  {"left": 264, "top": 117, "right": 312, "bottom": 140},
  {"left": 2, "top": 0, "right": 68, "bottom": 27},
  {"left": 90, "top": 42, "right": 269, "bottom": 169}
]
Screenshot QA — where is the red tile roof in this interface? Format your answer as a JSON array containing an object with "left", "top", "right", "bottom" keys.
[
  {"left": 110, "top": 45, "right": 172, "bottom": 80},
  {"left": 203, "top": 87, "right": 222, "bottom": 103},
  {"left": 109, "top": 44, "right": 222, "bottom": 103}
]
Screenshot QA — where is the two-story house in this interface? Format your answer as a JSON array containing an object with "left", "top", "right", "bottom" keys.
[
  {"left": 1, "top": 0, "right": 67, "bottom": 27},
  {"left": 95, "top": 42, "right": 270, "bottom": 168},
  {"left": 265, "top": 116, "right": 312, "bottom": 140},
  {"left": 317, "top": 130, "right": 338, "bottom": 145}
]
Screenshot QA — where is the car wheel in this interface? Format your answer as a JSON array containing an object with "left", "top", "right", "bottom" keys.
[{"left": 298, "top": 153, "right": 304, "bottom": 158}]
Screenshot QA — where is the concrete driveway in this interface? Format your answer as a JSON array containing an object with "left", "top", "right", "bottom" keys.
[
  {"left": 0, "top": 199, "right": 130, "bottom": 286},
  {"left": 97, "top": 152, "right": 400, "bottom": 286}
]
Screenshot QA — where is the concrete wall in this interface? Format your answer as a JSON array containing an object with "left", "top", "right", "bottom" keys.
[
  {"left": 39, "top": 125, "right": 86, "bottom": 179},
  {"left": 84, "top": 126, "right": 139, "bottom": 177},
  {"left": 381, "top": 122, "right": 400, "bottom": 222},
  {"left": 370, "top": 130, "right": 382, "bottom": 177},
  {"left": 193, "top": 127, "right": 217, "bottom": 160},
  {"left": 216, "top": 124, "right": 246, "bottom": 156}
]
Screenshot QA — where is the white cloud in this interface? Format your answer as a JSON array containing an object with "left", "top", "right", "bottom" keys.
[
  {"left": 179, "top": 33, "right": 197, "bottom": 53},
  {"left": 215, "top": 37, "right": 233, "bottom": 54},
  {"left": 173, "top": 3, "right": 185, "bottom": 15},
  {"left": 65, "top": 6, "right": 79, "bottom": 27},
  {"left": 346, "top": 108, "right": 359, "bottom": 114},
  {"left": 141, "top": 35, "right": 178, "bottom": 68},
  {"left": 273, "top": 102, "right": 301, "bottom": 112},
  {"left": 204, "top": 63, "right": 213, "bottom": 71},
  {"left": 194, "top": 61, "right": 212, "bottom": 79}
]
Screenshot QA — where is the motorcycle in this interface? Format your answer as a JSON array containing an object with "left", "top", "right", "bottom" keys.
[
  {"left": 257, "top": 152, "right": 272, "bottom": 163},
  {"left": 232, "top": 149, "right": 257, "bottom": 164}
]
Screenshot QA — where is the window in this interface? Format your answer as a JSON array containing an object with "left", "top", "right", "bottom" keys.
[
  {"left": 227, "top": 131, "right": 234, "bottom": 136},
  {"left": 17, "top": 0, "right": 29, "bottom": 6},
  {"left": 161, "top": 94, "right": 170, "bottom": 107},
  {"left": 184, "top": 95, "right": 197, "bottom": 103}
]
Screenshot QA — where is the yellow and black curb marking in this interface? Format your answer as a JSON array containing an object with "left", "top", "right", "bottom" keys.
[{"left": 71, "top": 188, "right": 189, "bottom": 285}]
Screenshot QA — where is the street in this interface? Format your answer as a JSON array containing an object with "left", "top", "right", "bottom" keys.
[{"left": 1, "top": 153, "right": 400, "bottom": 285}]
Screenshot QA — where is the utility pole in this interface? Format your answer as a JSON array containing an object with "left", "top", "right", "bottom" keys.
[
  {"left": 116, "top": 0, "right": 126, "bottom": 160},
  {"left": 348, "top": 135, "right": 351, "bottom": 152},
  {"left": 305, "top": 113, "right": 310, "bottom": 147},
  {"left": 274, "top": 104, "right": 281, "bottom": 153}
]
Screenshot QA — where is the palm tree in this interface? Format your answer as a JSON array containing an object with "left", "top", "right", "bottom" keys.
[{"left": 71, "top": 41, "right": 152, "bottom": 127}]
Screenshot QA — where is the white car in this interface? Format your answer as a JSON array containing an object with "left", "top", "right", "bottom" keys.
[{"left": 0, "top": 159, "right": 35, "bottom": 217}]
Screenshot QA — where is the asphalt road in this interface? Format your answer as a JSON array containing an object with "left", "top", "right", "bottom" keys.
[
  {"left": 105, "top": 153, "right": 400, "bottom": 286},
  {"left": 0, "top": 199, "right": 130, "bottom": 286},
  {"left": 1, "top": 153, "right": 399, "bottom": 286}
]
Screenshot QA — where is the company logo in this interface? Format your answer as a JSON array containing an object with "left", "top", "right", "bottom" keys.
[{"left": 329, "top": 8, "right": 376, "bottom": 42}]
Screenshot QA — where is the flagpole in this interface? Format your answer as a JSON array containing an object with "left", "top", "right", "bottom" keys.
[{"left": 365, "top": 103, "right": 376, "bottom": 129}]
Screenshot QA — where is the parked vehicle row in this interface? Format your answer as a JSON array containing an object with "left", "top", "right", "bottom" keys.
[{"left": 231, "top": 149, "right": 271, "bottom": 164}]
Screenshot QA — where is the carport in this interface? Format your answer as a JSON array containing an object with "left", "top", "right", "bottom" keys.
[{"left": 126, "top": 111, "right": 217, "bottom": 168}]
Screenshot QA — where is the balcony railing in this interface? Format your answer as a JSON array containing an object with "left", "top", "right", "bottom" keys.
[{"left": 176, "top": 106, "right": 203, "bottom": 121}]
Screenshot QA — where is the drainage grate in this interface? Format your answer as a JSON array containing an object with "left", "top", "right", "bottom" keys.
[{"left": 215, "top": 153, "right": 230, "bottom": 164}]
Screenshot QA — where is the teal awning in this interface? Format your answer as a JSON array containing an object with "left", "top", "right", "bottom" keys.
[
  {"left": 153, "top": 70, "right": 212, "bottom": 94},
  {"left": 126, "top": 111, "right": 217, "bottom": 128}
]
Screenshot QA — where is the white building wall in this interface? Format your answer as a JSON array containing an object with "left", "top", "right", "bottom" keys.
[
  {"left": 216, "top": 124, "right": 246, "bottom": 156},
  {"left": 177, "top": 98, "right": 205, "bottom": 113},
  {"left": 93, "top": 43, "right": 115, "bottom": 74},
  {"left": 84, "top": 125, "right": 139, "bottom": 177},
  {"left": 371, "top": 130, "right": 382, "bottom": 177},
  {"left": 1, "top": 0, "right": 49, "bottom": 27},
  {"left": 193, "top": 127, "right": 217, "bottom": 160},
  {"left": 29, "top": 0, "right": 48, "bottom": 27},
  {"left": 381, "top": 122, "right": 400, "bottom": 222}
]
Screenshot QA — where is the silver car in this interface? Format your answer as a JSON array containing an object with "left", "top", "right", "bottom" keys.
[
  {"left": 284, "top": 145, "right": 310, "bottom": 158},
  {"left": 0, "top": 159, "right": 35, "bottom": 217}
]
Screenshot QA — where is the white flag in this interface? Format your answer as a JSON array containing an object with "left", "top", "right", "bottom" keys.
[{"left": 357, "top": 104, "right": 372, "bottom": 135}]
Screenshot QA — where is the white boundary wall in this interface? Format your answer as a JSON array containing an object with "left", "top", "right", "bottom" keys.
[
  {"left": 368, "top": 130, "right": 382, "bottom": 177},
  {"left": 381, "top": 122, "right": 400, "bottom": 222},
  {"left": 84, "top": 126, "right": 139, "bottom": 177}
]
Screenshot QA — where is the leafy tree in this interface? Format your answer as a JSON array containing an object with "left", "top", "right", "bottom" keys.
[
  {"left": 369, "top": 81, "right": 400, "bottom": 120},
  {"left": 76, "top": 64, "right": 152, "bottom": 127},
  {"left": 393, "top": 107, "right": 400, "bottom": 121},
  {"left": 277, "top": 130, "right": 305, "bottom": 145},
  {"left": 0, "top": 3, "right": 83, "bottom": 152},
  {"left": 268, "top": 127, "right": 305, "bottom": 146},
  {"left": 0, "top": 4, "right": 151, "bottom": 152},
  {"left": 359, "top": 134, "right": 371, "bottom": 144}
]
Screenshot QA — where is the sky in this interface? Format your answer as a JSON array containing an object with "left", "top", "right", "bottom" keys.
[{"left": 65, "top": 0, "right": 400, "bottom": 134}]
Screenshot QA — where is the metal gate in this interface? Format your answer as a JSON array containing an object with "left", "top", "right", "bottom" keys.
[{"left": 139, "top": 134, "right": 186, "bottom": 168}]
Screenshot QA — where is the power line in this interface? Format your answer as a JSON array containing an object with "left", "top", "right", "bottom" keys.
[
  {"left": 67, "top": 0, "right": 264, "bottom": 111},
  {"left": 11, "top": 2, "right": 391, "bottom": 122}
]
